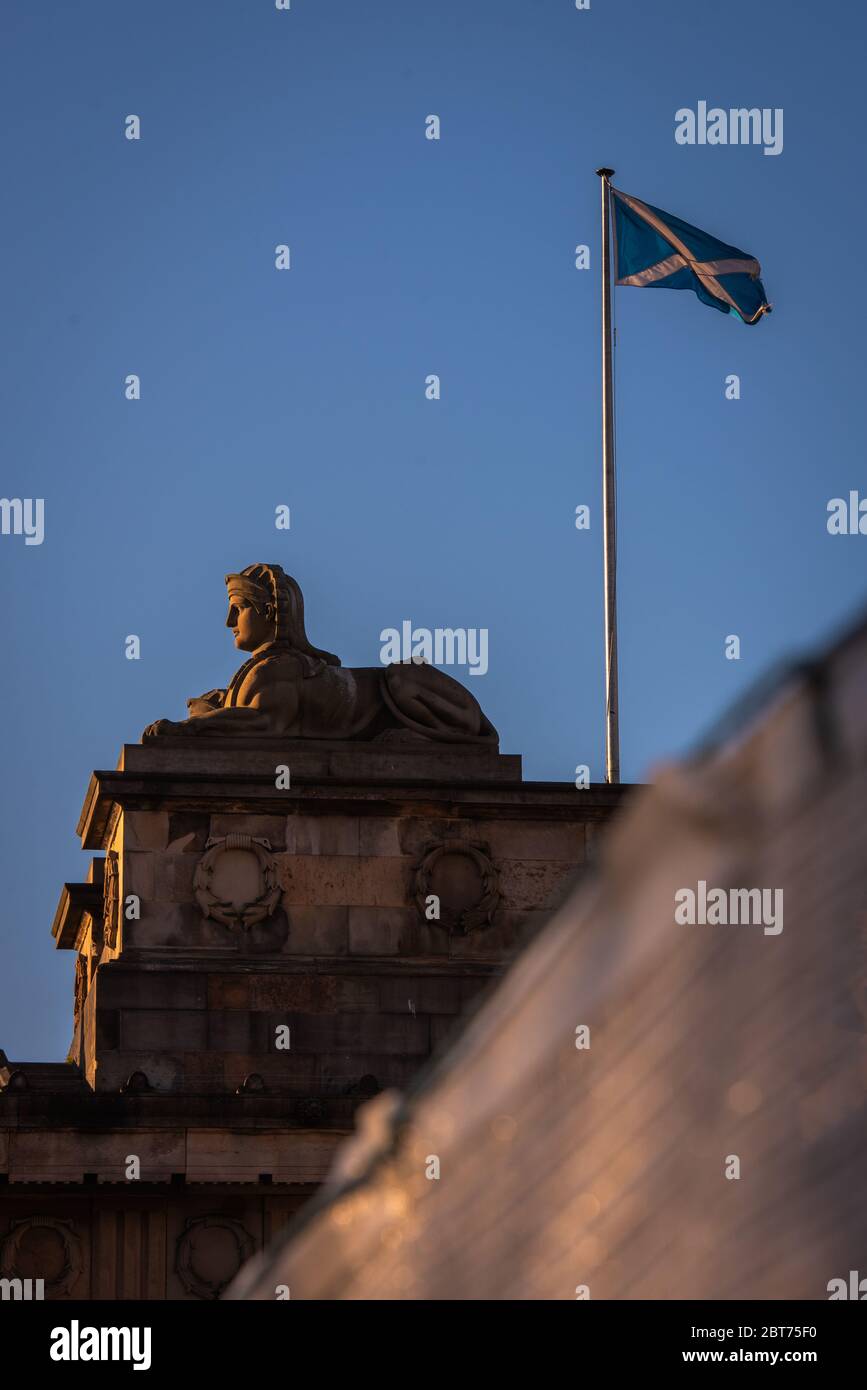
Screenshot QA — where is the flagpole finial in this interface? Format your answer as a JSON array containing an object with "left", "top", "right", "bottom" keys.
[{"left": 595, "top": 167, "right": 615, "bottom": 178}]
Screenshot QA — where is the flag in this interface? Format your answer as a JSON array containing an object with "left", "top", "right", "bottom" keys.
[{"left": 611, "top": 186, "right": 771, "bottom": 324}]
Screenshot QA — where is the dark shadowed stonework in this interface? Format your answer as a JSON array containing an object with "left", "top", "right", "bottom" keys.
[{"left": 0, "top": 732, "right": 630, "bottom": 1299}]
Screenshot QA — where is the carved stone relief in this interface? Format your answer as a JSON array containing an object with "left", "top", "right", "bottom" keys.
[
  {"left": 175, "top": 1216, "right": 255, "bottom": 1300},
  {"left": 103, "top": 849, "right": 119, "bottom": 950},
  {"left": 194, "top": 835, "right": 282, "bottom": 932},
  {"left": 413, "top": 839, "right": 501, "bottom": 933},
  {"left": 0, "top": 1217, "right": 83, "bottom": 1297}
]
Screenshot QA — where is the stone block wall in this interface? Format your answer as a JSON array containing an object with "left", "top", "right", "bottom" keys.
[
  {"left": 88, "top": 962, "right": 499, "bottom": 1097},
  {"left": 71, "top": 742, "right": 618, "bottom": 1096}
]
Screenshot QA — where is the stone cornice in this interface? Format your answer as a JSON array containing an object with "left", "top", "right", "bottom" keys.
[
  {"left": 51, "top": 881, "right": 104, "bottom": 950},
  {"left": 77, "top": 743, "right": 634, "bottom": 849}
]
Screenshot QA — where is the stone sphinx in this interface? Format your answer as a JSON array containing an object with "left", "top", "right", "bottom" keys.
[{"left": 143, "top": 564, "right": 497, "bottom": 745}]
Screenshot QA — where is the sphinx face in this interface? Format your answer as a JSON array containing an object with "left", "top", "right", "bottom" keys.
[{"left": 226, "top": 599, "right": 274, "bottom": 652}]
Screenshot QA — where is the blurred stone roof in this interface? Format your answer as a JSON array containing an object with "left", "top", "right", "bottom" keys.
[{"left": 229, "top": 604, "right": 867, "bottom": 1300}]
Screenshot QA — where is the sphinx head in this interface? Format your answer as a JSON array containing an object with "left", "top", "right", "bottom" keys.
[
  {"left": 224, "top": 564, "right": 340, "bottom": 665},
  {"left": 225, "top": 574, "right": 275, "bottom": 651}
]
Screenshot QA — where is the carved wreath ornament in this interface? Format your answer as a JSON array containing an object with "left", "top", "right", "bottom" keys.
[
  {"left": 193, "top": 834, "right": 281, "bottom": 932},
  {"left": 413, "top": 839, "right": 501, "bottom": 934},
  {"left": 175, "top": 1216, "right": 255, "bottom": 1300},
  {"left": 0, "top": 1218, "right": 83, "bottom": 1297}
]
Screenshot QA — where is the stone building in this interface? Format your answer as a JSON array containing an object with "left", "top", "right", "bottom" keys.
[{"left": 0, "top": 565, "right": 628, "bottom": 1299}]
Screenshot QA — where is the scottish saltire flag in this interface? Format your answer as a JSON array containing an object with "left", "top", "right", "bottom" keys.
[{"left": 611, "top": 186, "right": 771, "bottom": 324}]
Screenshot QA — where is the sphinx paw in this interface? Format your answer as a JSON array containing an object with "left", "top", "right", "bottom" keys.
[{"left": 142, "top": 718, "right": 181, "bottom": 738}]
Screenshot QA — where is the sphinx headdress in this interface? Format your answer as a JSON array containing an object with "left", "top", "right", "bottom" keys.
[{"left": 225, "top": 564, "right": 340, "bottom": 670}]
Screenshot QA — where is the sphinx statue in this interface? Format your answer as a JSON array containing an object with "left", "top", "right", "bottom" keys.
[{"left": 142, "top": 564, "right": 497, "bottom": 746}]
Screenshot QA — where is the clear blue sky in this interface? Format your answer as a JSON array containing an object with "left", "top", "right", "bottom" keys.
[{"left": 2, "top": 0, "right": 865, "bottom": 1060}]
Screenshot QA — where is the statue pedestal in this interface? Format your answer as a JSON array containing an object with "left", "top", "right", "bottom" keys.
[
  {"left": 3, "top": 734, "right": 631, "bottom": 1298},
  {"left": 70, "top": 737, "right": 624, "bottom": 1098}
]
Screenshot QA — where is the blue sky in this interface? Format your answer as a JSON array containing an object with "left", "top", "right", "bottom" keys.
[{"left": 2, "top": 0, "right": 865, "bottom": 1059}]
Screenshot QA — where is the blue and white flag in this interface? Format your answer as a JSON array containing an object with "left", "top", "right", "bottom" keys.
[{"left": 611, "top": 186, "right": 771, "bottom": 324}]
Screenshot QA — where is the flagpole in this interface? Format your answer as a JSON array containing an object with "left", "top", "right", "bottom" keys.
[{"left": 596, "top": 167, "right": 620, "bottom": 784}]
